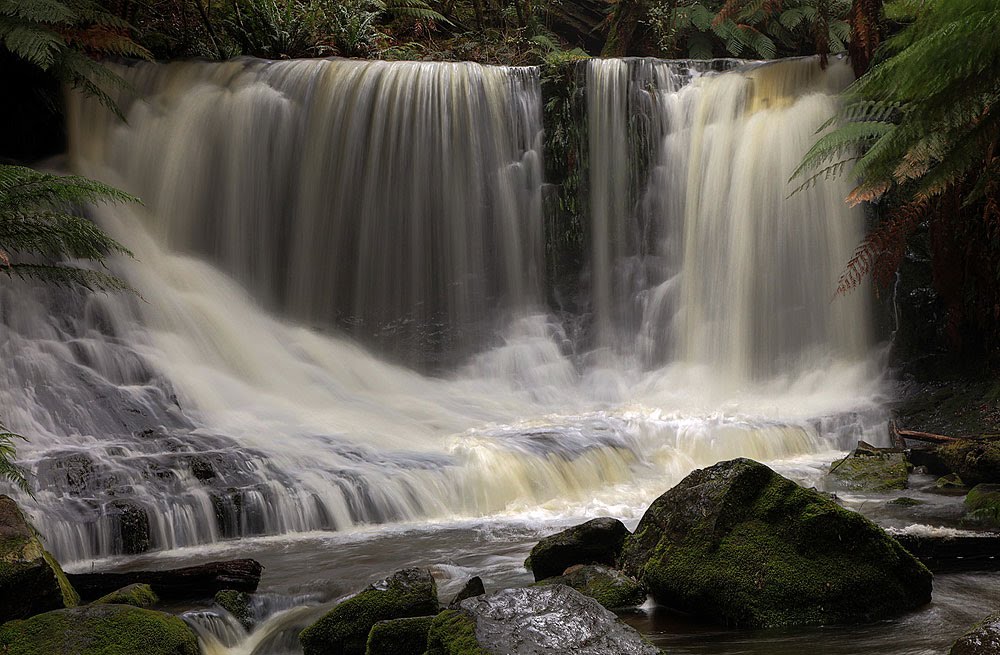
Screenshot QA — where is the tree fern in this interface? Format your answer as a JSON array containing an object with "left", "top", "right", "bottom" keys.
[{"left": 0, "top": 424, "right": 30, "bottom": 496}]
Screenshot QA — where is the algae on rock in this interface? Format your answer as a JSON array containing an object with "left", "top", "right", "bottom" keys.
[
  {"left": 93, "top": 583, "right": 158, "bottom": 608},
  {"left": 365, "top": 615, "right": 433, "bottom": 655},
  {"left": 619, "top": 458, "right": 933, "bottom": 628}
]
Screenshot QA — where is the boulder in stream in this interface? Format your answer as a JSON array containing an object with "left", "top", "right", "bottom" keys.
[
  {"left": 828, "top": 445, "right": 910, "bottom": 491},
  {"left": 93, "top": 583, "right": 158, "bottom": 608},
  {"left": 951, "top": 611, "right": 1000, "bottom": 655},
  {"left": 0, "top": 604, "right": 199, "bottom": 655},
  {"left": 939, "top": 440, "right": 1000, "bottom": 486},
  {"left": 299, "top": 567, "right": 439, "bottom": 655},
  {"left": 619, "top": 458, "right": 933, "bottom": 627},
  {"left": 0, "top": 495, "right": 79, "bottom": 622},
  {"left": 534, "top": 564, "right": 646, "bottom": 609},
  {"left": 214, "top": 588, "right": 254, "bottom": 630},
  {"left": 426, "top": 585, "right": 658, "bottom": 655},
  {"left": 964, "top": 484, "right": 1000, "bottom": 528},
  {"left": 448, "top": 576, "right": 486, "bottom": 609},
  {"left": 365, "top": 615, "right": 434, "bottom": 655},
  {"left": 525, "top": 517, "right": 629, "bottom": 581}
]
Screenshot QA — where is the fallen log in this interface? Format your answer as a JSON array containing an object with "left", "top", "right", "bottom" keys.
[
  {"left": 895, "top": 429, "right": 958, "bottom": 444},
  {"left": 893, "top": 532, "right": 1000, "bottom": 573},
  {"left": 67, "top": 558, "right": 263, "bottom": 601}
]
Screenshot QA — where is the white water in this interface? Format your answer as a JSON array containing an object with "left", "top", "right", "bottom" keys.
[{"left": 0, "top": 56, "right": 886, "bottom": 568}]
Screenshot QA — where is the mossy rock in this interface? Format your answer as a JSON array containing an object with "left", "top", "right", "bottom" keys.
[
  {"left": 0, "top": 495, "right": 79, "bottom": 622},
  {"left": 619, "top": 458, "right": 933, "bottom": 628},
  {"left": 214, "top": 589, "right": 253, "bottom": 630},
  {"left": 0, "top": 604, "right": 199, "bottom": 655},
  {"left": 939, "top": 440, "right": 1000, "bottom": 487},
  {"left": 525, "top": 517, "right": 629, "bottom": 582},
  {"left": 963, "top": 484, "right": 1000, "bottom": 529},
  {"left": 365, "top": 616, "right": 432, "bottom": 655},
  {"left": 951, "top": 611, "right": 1000, "bottom": 654},
  {"left": 887, "top": 497, "right": 926, "bottom": 507},
  {"left": 829, "top": 450, "right": 910, "bottom": 491},
  {"left": 534, "top": 564, "right": 645, "bottom": 609},
  {"left": 426, "top": 610, "right": 490, "bottom": 655},
  {"left": 299, "top": 568, "right": 438, "bottom": 655},
  {"left": 934, "top": 473, "right": 968, "bottom": 493},
  {"left": 93, "top": 583, "right": 158, "bottom": 608},
  {"left": 427, "top": 586, "right": 658, "bottom": 655}
]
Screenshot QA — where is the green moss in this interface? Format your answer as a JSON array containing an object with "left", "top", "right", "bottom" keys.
[
  {"left": 963, "top": 484, "right": 1000, "bottom": 528},
  {"left": 365, "top": 616, "right": 432, "bottom": 655},
  {"left": 93, "top": 583, "right": 156, "bottom": 609},
  {"left": 424, "top": 610, "right": 490, "bottom": 655},
  {"left": 829, "top": 453, "right": 910, "bottom": 491},
  {"left": 935, "top": 473, "right": 967, "bottom": 490},
  {"left": 0, "top": 605, "right": 199, "bottom": 655},
  {"left": 214, "top": 589, "right": 253, "bottom": 630},
  {"left": 939, "top": 440, "right": 1000, "bottom": 486},
  {"left": 41, "top": 551, "right": 80, "bottom": 608},
  {"left": 621, "top": 459, "right": 932, "bottom": 628},
  {"left": 534, "top": 565, "right": 646, "bottom": 609},
  {"left": 299, "top": 569, "right": 438, "bottom": 655}
]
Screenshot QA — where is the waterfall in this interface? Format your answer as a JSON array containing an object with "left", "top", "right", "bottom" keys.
[{"left": 0, "top": 56, "right": 886, "bottom": 564}]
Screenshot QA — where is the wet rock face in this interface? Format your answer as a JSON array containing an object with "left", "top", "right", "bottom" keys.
[
  {"left": 0, "top": 495, "right": 79, "bottom": 622},
  {"left": 448, "top": 576, "right": 486, "bottom": 609},
  {"left": 534, "top": 564, "right": 645, "bottom": 610},
  {"left": 939, "top": 441, "right": 1000, "bottom": 487},
  {"left": 0, "top": 604, "right": 200, "bottom": 655},
  {"left": 299, "top": 568, "right": 439, "bottom": 655},
  {"left": 428, "top": 585, "right": 658, "bottom": 655},
  {"left": 619, "top": 458, "right": 933, "bottom": 628},
  {"left": 951, "top": 612, "right": 1000, "bottom": 655},
  {"left": 525, "top": 517, "right": 630, "bottom": 581},
  {"left": 828, "top": 448, "right": 910, "bottom": 491}
]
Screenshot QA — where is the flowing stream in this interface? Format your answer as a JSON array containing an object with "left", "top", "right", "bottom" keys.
[{"left": 1, "top": 55, "right": 976, "bottom": 654}]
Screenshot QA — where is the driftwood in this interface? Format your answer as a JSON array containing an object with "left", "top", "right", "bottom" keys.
[
  {"left": 67, "top": 558, "right": 263, "bottom": 601},
  {"left": 894, "top": 533, "right": 1000, "bottom": 573}
]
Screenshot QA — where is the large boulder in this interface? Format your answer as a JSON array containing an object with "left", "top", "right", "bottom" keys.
[
  {"left": 426, "top": 585, "right": 658, "bottom": 655},
  {"left": 619, "top": 458, "right": 933, "bottom": 628},
  {"left": 0, "top": 495, "right": 79, "bottom": 622},
  {"left": 525, "top": 517, "right": 629, "bottom": 581},
  {"left": 299, "top": 568, "right": 438, "bottom": 655},
  {"left": 939, "top": 440, "right": 1000, "bottom": 487},
  {"left": 0, "top": 604, "right": 200, "bottom": 655},
  {"left": 535, "top": 564, "right": 646, "bottom": 609},
  {"left": 951, "top": 611, "right": 1000, "bottom": 655}
]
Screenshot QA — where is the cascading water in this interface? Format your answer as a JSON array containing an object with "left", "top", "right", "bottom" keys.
[{"left": 1, "top": 56, "right": 887, "bottom": 570}]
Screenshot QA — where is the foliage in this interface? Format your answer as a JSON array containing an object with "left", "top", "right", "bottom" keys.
[
  {"left": 796, "top": 0, "right": 1000, "bottom": 350},
  {"left": 0, "top": 165, "right": 136, "bottom": 294},
  {"left": 226, "top": 0, "right": 336, "bottom": 58},
  {"left": 0, "top": 424, "right": 30, "bottom": 495},
  {"left": 618, "top": 0, "right": 852, "bottom": 59},
  {"left": 0, "top": 0, "right": 150, "bottom": 116}
]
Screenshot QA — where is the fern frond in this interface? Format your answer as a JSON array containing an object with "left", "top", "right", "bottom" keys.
[
  {"left": 4, "top": 264, "right": 135, "bottom": 294},
  {"left": 0, "top": 426, "right": 31, "bottom": 496},
  {"left": 836, "top": 199, "right": 931, "bottom": 296}
]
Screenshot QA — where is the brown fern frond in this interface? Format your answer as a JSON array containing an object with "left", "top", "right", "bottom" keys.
[
  {"left": 836, "top": 199, "right": 929, "bottom": 296},
  {"left": 846, "top": 180, "right": 892, "bottom": 205},
  {"left": 848, "top": 0, "right": 883, "bottom": 76}
]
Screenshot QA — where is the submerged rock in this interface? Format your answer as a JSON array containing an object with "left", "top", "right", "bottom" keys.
[
  {"left": 619, "top": 458, "right": 933, "bottom": 628},
  {"left": 525, "top": 517, "right": 629, "bottom": 581},
  {"left": 951, "top": 611, "right": 1000, "bottom": 655},
  {"left": 0, "top": 495, "right": 79, "bottom": 622},
  {"left": 448, "top": 576, "right": 485, "bottom": 609},
  {"left": 215, "top": 588, "right": 254, "bottom": 630},
  {"left": 964, "top": 484, "right": 1000, "bottom": 529},
  {"left": 299, "top": 568, "right": 438, "bottom": 655},
  {"left": 935, "top": 473, "right": 968, "bottom": 493},
  {"left": 939, "top": 440, "right": 1000, "bottom": 486},
  {"left": 426, "top": 585, "right": 658, "bottom": 655},
  {"left": 0, "top": 604, "right": 199, "bottom": 655},
  {"left": 829, "top": 447, "right": 910, "bottom": 491},
  {"left": 535, "top": 564, "right": 646, "bottom": 609},
  {"left": 93, "top": 583, "right": 158, "bottom": 608},
  {"left": 366, "top": 616, "right": 433, "bottom": 655},
  {"left": 887, "top": 496, "right": 926, "bottom": 507}
]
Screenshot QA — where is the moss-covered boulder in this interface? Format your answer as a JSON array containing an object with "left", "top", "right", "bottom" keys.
[
  {"left": 93, "top": 583, "right": 158, "bottom": 608},
  {"left": 426, "top": 585, "right": 658, "bottom": 655},
  {"left": 0, "top": 604, "right": 200, "bottom": 655},
  {"left": 525, "top": 517, "right": 629, "bottom": 582},
  {"left": 0, "top": 495, "right": 79, "bottom": 622},
  {"left": 939, "top": 440, "right": 1000, "bottom": 486},
  {"left": 964, "top": 484, "right": 1000, "bottom": 529},
  {"left": 299, "top": 568, "right": 438, "bottom": 655},
  {"left": 447, "top": 576, "right": 485, "bottom": 609},
  {"left": 935, "top": 473, "right": 968, "bottom": 493},
  {"left": 214, "top": 588, "right": 253, "bottom": 630},
  {"left": 619, "top": 458, "right": 933, "bottom": 628},
  {"left": 535, "top": 564, "right": 646, "bottom": 609},
  {"left": 951, "top": 611, "right": 1000, "bottom": 655},
  {"left": 828, "top": 448, "right": 910, "bottom": 491},
  {"left": 365, "top": 616, "right": 433, "bottom": 655}
]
